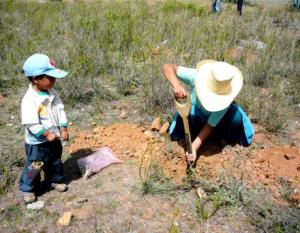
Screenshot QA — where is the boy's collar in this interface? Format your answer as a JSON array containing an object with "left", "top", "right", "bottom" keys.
[
  {"left": 37, "top": 90, "right": 49, "bottom": 96},
  {"left": 29, "top": 84, "right": 55, "bottom": 101}
]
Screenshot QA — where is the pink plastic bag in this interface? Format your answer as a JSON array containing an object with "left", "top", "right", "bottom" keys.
[{"left": 77, "top": 147, "right": 122, "bottom": 179}]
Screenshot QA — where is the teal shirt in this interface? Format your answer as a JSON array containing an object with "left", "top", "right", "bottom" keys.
[{"left": 176, "top": 66, "right": 228, "bottom": 127}]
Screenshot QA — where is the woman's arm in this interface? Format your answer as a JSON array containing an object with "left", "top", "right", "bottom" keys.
[
  {"left": 162, "top": 64, "right": 187, "bottom": 98},
  {"left": 187, "top": 122, "right": 214, "bottom": 162}
]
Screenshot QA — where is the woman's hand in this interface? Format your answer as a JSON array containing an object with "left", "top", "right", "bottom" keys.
[
  {"left": 186, "top": 147, "right": 197, "bottom": 162},
  {"left": 173, "top": 84, "right": 187, "bottom": 99},
  {"left": 60, "top": 128, "right": 69, "bottom": 141},
  {"left": 186, "top": 137, "right": 203, "bottom": 162}
]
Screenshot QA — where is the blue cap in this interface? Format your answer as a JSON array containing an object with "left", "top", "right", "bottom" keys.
[{"left": 23, "top": 53, "right": 68, "bottom": 78}]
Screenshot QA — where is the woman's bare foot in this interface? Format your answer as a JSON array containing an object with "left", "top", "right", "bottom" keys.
[
  {"left": 220, "top": 139, "right": 233, "bottom": 155},
  {"left": 222, "top": 144, "right": 233, "bottom": 155}
]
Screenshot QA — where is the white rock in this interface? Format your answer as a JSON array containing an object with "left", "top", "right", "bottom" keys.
[{"left": 27, "top": 200, "right": 45, "bottom": 210}]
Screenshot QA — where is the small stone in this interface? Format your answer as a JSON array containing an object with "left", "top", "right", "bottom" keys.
[
  {"left": 263, "top": 179, "right": 270, "bottom": 185},
  {"left": 151, "top": 117, "right": 161, "bottom": 131},
  {"left": 72, "top": 206, "right": 93, "bottom": 220},
  {"left": 0, "top": 94, "right": 6, "bottom": 102},
  {"left": 159, "top": 122, "right": 170, "bottom": 135},
  {"left": 119, "top": 111, "right": 128, "bottom": 119},
  {"left": 143, "top": 208, "right": 154, "bottom": 220},
  {"left": 122, "top": 103, "right": 129, "bottom": 109},
  {"left": 257, "top": 158, "right": 265, "bottom": 163},
  {"left": 58, "top": 211, "right": 72, "bottom": 226},
  {"left": 259, "top": 88, "right": 270, "bottom": 96},
  {"left": 274, "top": 191, "right": 281, "bottom": 198},
  {"left": 144, "top": 130, "right": 160, "bottom": 138},
  {"left": 289, "top": 193, "right": 300, "bottom": 203},
  {"left": 151, "top": 47, "right": 160, "bottom": 56},
  {"left": 93, "top": 128, "right": 101, "bottom": 134},
  {"left": 283, "top": 154, "right": 296, "bottom": 160},
  {"left": 75, "top": 198, "right": 88, "bottom": 204},
  {"left": 254, "top": 164, "right": 261, "bottom": 168},
  {"left": 196, "top": 187, "right": 207, "bottom": 199},
  {"left": 66, "top": 202, "right": 73, "bottom": 207},
  {"left": 27, "top": 201, "right": 45, "bottom": 210}
]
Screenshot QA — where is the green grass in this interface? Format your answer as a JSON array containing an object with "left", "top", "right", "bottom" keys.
[
  {"left": 141, "top": 163, "right": 176, "bottom": 196},
  {"left": 1, "top": 205, "right": 23, "bottom": 227},
  {"left": 0, "top": 0, "right": 298, "bottom": 129},
  {"left": 190, "top": 175, "right": 300, "bottom": 232}
]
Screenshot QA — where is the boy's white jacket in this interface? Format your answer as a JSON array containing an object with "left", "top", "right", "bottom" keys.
[{"left": 21, "top": 84, "right": 67, "bottom": 144}]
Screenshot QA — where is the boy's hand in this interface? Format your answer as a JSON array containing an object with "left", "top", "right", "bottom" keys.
[
  {"left": 60, "top": 128, "right": 69, "bottom": 141},
  {"left": 44, "top": 131, "right": 58, "bottom": 142}
]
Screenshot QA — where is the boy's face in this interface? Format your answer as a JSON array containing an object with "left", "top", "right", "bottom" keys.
[{"left": 33, "top": 75, "right": 56, "bottom": 91}]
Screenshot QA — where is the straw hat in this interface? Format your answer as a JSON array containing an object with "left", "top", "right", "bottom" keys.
[{"left": 195, "top": 60, "right": 243, "bottom": 112}]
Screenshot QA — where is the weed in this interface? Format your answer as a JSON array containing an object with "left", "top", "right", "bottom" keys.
[
  {"left": 169, "top": 208, "right": 181, "bottom": 233},
  {"left": 161, "top": 0, "right": 208, "bottom": 16},
  {"left": 193, "top": 174, "right": 300, "bottom": 232},
  {"left": 139, "top": 139, "right": 176, "bottom": 196},
  {"left": 289, "top": 0, "right": 300, "bottom": 10},
  {"left": 244, "top": 191, "right": 300, "bottom": 233},
  {"left": 92, "top": 179, "right": 102, "bottom": 189},
  {"left": 41, "top": 210, "right": 58, "bottom": 224},
  {"left": 26, "top": 209, "right": 39, "bottom": 220},
  {"left": 108, "top": 199, "right": 119, "bottom": 209},
  {"left": 169, "top": 221, "right": 180, "bottom": 233},
  {"left": 141, "top": 162, "right": 176, "bottom": 196},
  {"left": 195, "top": 194, "right": 222, "bottom": 221},
  {"left": 278, "top": 177, "right": 294, "bottom": 201},
  {"left": 1, "top": 205, "right": 23, "bottom": 230}
]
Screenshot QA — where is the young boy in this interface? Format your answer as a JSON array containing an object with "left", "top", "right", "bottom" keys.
[{"left": 20, "top": 53, "right": 69, "bottom": 204}]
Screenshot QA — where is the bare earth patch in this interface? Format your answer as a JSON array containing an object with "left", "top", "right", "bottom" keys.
[
  {"left": 68, "top": 122, "right": 300, "bottom": 199},
  {"left": 0, "top": 99, "right": 299, "bottom": 232}
]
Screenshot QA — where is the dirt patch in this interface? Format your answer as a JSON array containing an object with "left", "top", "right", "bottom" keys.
[
  {"left": 0, "top": 120, "right": 298, "bottom": 233},
  {"left": 67, "top": 122, "right": 300, "bottom": 202}
]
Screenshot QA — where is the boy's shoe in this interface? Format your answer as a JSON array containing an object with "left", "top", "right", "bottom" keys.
[
  {"left": 51, "top": 183, "right": 68, "bottom": 192},
  {"left": 22, "top": 192, "right": 36, "bottom": 204}
]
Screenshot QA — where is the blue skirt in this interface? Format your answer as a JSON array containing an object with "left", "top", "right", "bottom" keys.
[{"left": 169, "top": 103, "right": 254, "bottom": 146}]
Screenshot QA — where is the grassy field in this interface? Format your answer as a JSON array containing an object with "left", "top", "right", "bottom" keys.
[
  {"left": 0, "top": 0, "right": 299, "bottom": 232},
  {"left": 1, "top": 0, "right": 299, "bottom": 126}
]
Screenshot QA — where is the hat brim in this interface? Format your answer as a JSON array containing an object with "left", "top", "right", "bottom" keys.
[
  {"left": 44, "top": 68, "right": 68, "bottom": 79},
  {"left": 195, "top": 60, "right": 243, "bottom": 112}
]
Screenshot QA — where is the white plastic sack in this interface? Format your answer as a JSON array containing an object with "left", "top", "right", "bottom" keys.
[{"left": 77, "top": 147, "right": 122, "bottom": 179}]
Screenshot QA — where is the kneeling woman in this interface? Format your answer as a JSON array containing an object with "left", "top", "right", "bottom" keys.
[{"left": 162, "top": 60, "right": 254, "bottom": 162}]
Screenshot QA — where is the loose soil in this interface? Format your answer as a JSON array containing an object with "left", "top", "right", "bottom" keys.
[{"left": 68, "top": 121, "right": 300, "bottom": 200}]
